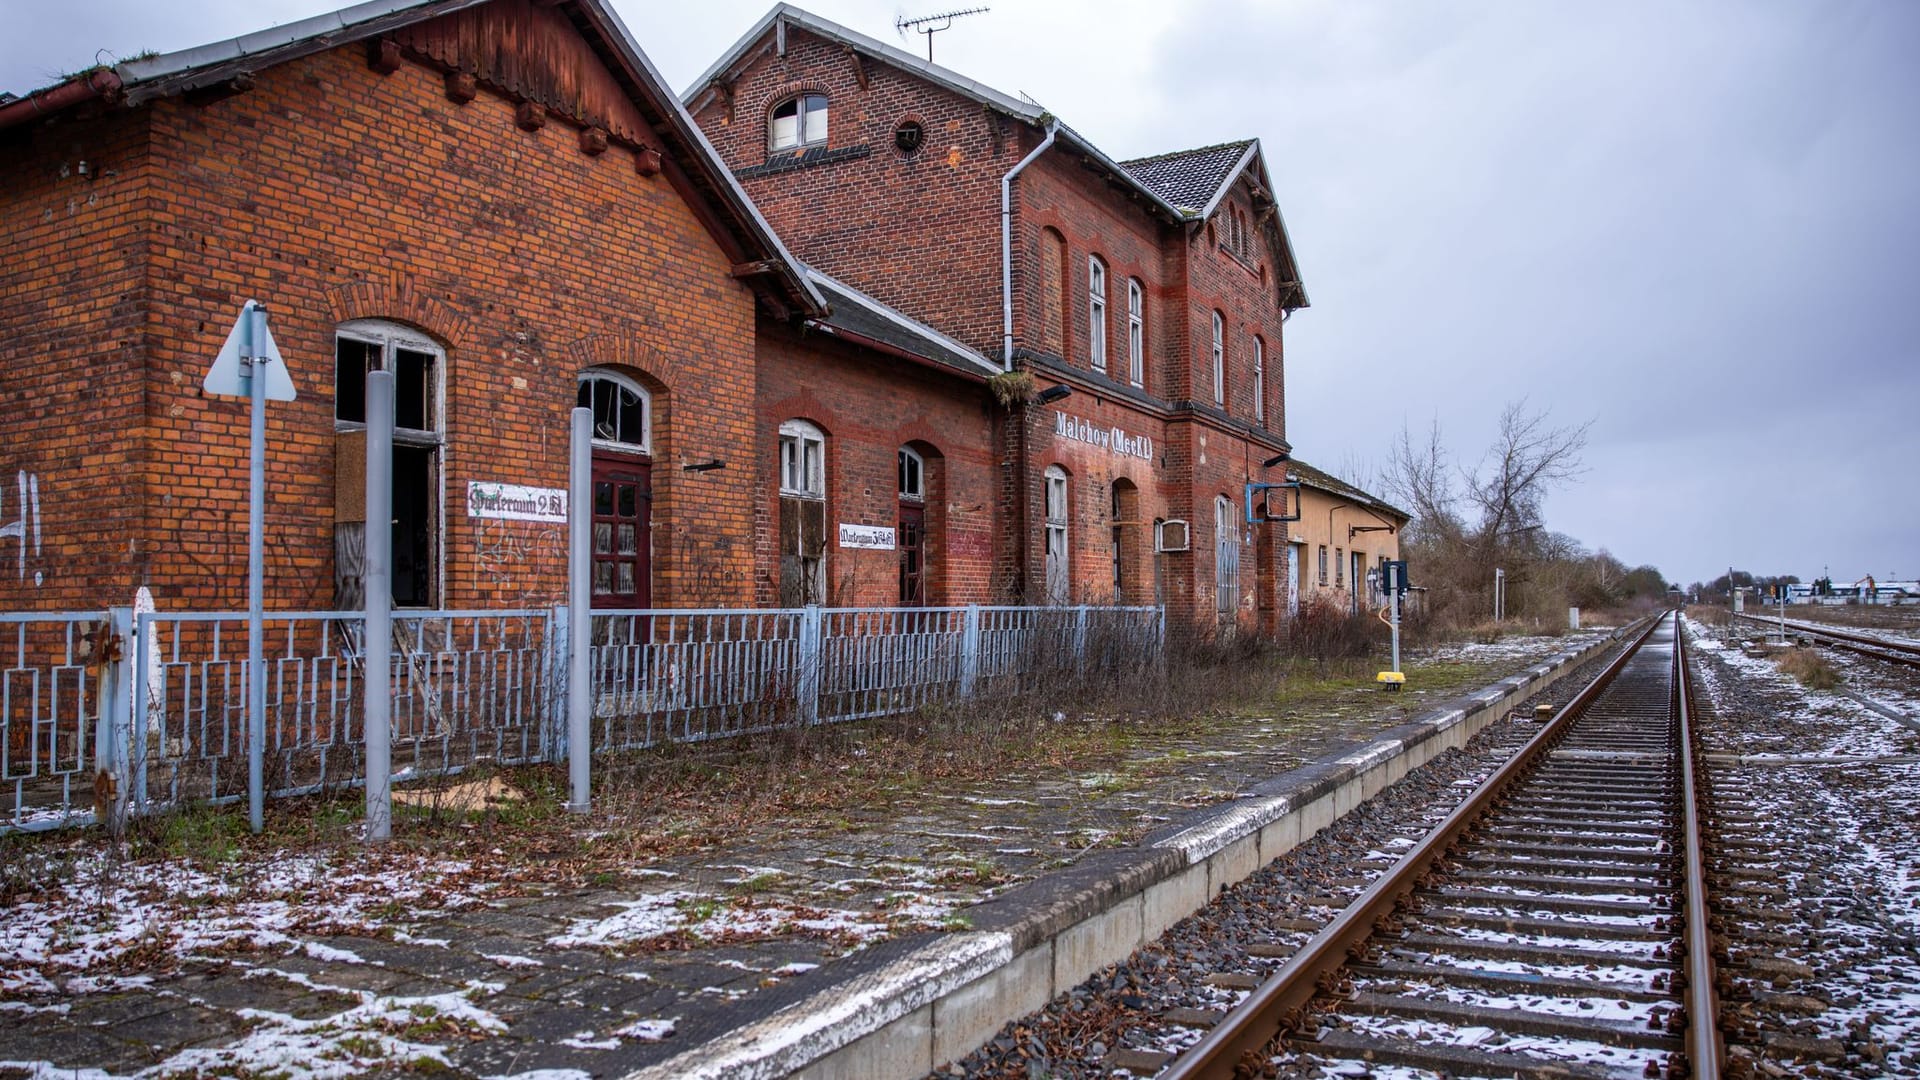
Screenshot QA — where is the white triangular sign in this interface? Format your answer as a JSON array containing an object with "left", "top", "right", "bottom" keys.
[{"left": 204, "top": 301, "right": 297, "bottom": 401}]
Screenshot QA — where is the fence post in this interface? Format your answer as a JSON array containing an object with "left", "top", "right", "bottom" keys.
[
  {"left": 96, "top": 606, "right": 133, "bottom": 833},
  {"left": 959, "top": 604, "right": 980, "bottom": 697},
  {"left": 132, "top": 609, "right": 151, "bottom": 813},
  {"left": 797, "top": 605, "right": 823, "bottom": 726},
  {"left": 1073, "top": 605, "right": 1089, "bottom": 663},
  {"left": 546, "top": 605, "right": 568, "bottom": 763}
]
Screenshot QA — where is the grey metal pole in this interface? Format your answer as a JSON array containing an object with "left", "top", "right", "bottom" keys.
[
  {"left": 567, "top": 407, "right": 592, "bottom": 813},
  {"left": 245, "top": 302, "right": 268, "bottom": 835},
  {"left": 364, "top": 370, "right": 394, "bottom": 841},
  {"left": 1389, "top": 566, "right": 1401, "bottom": 675}
]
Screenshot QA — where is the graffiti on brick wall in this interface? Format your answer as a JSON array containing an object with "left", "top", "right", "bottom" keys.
[
  {"left": 0, "top": 471, "right": 44, "bottom": 587},
  {"left": 474, "top": 518, "right": 567, "bottom": 604},
  {"left": 677, "top": 532, "right": 742, "bottom": 604}
]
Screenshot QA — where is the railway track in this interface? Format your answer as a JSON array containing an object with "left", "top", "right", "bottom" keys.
[
  {"left": 1157, "top": 612, "right": 1726, "bottom": 1080},
  {"left": 1729, "top": 612, "right": 1920, "bottom": 669}
]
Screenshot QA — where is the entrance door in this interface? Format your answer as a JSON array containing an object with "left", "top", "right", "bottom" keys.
[
  {"left": 898, "top": 503, "right": 926, "bottom": 606},
  {"left": 591, "top": 454, "right": 651, "bottom": 610}
]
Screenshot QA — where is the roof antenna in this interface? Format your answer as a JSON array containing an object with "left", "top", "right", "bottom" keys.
[{"left": 895, "top": 7, "right": 990, "bottom": 63}]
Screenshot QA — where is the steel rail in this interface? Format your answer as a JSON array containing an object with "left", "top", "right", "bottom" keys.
[
  {"left": 1675, "top": 621, "right": 1724, "bottom": 1079},
  {"left": 1730, "top": 612, "right": 1920, "bottom": 668},
  {"left": 1160, "top": 612, "right": 1668, "bottom": 1080}
]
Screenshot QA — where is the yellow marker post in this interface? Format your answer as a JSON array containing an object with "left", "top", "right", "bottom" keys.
[{"left": 1376, "top": 670, "right": 1405, "bottom": 691}]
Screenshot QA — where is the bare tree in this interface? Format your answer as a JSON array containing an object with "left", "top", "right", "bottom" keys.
[
  {"left": 1385, "top": 417, "right": 1462, "bottom": 545},
  {"left": 1465, "top": 400, "right": 1590, "bottom": 547}
]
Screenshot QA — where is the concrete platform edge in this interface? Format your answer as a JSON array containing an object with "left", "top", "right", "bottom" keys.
[{"left": 621, "top": 626, "right": 1632, "bottom": 1080}]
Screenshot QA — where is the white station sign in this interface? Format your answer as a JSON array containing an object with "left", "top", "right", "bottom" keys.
[
  {"left": 839, "top": 523, "right": 896, "bottom": 550},
  {"left": 1054, "top": 411, "right": 1153, "bottom": 460},
  {"left": 467, "top": 482, "right": 567, "bottom": 523}
]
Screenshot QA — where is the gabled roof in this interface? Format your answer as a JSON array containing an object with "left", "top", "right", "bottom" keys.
[
  {"left": 1121, "top": 140, "right": 1254, "bottom": 214},
  {"left": 1286, "top": 460, "right": 1410, "bottom": 523},
  {"left": 688, "top": 4, "right": 1308, "bottom": 308},
  {"left": 0, "top": 0, "right": 824, "bottom": 316},
  {"left": 801, "top": 265, "right": 999, "bottom": 381},
  {"left": 686, "top": 4, "right": 1187, "bottom": 224}
]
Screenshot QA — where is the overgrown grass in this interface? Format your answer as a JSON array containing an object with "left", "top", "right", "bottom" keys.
[
  {"left": 1, "top": 621, "right": 1561, "bottom": 883},
  {"left": 1775, "top": 647, "right": 1841, "bottom": 690}
]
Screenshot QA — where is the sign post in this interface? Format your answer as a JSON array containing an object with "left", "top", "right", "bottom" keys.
[
  {"left": 202, "top": 300, "right": 295, "bottom": 834},
  {"left": 1377, "top": 561, "right": 1406, "bottom": 691}
]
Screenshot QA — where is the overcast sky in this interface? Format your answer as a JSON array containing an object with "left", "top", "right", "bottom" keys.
[{"left": 8, "top": 0, "right": 1917, "bottom": 587}]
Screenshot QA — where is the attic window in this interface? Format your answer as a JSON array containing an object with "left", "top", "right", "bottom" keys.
[
  {"left": 894, "top": 119, "right": 924, "bottom": 155},
  {"left": 771, "top": 94, "right": 827, "bottom": 151}
]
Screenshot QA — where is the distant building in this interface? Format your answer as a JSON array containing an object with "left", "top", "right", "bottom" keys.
[{"left": 1277, "top": 461, "right": 1409, "bottom": 617}]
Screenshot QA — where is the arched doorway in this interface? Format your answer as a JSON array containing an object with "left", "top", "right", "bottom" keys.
[{"left": 578, "top": 370, "right": 652, "bottom": 610}]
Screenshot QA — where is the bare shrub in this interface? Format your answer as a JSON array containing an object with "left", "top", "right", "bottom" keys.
[{"left": 1284, "top": 595, "right": 1381, "bottom": 663}]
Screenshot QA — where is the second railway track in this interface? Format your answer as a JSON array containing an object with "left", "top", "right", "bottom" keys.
[{"left": 1159, "top": 612, "right": 1726, "bottom": 1080}]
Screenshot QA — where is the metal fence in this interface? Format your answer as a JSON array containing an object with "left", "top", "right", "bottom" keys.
[{"left": 3, "top": 603, "right": 1162, "bottom": 831}]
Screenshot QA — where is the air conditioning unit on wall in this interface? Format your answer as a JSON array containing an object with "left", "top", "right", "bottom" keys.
[{"left": 1155, "top": 519, "right": 1191, "bottom": 553}]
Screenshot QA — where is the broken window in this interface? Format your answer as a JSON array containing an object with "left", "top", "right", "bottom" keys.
[
  {"left": 1044, "top": 465, "right": 1069, "bottom": 605},
  {"left": 334, "top": 320, "right": 443, "bottom": 609},
  {"left": 778, "top": 420, "right": 827, "bottom": 605}
]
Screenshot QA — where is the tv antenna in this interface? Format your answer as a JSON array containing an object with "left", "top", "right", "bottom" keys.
[{"left": 896, "top": 7, "right": 989, "bottom": 63}]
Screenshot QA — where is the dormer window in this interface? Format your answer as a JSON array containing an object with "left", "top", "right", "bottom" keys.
[{"left": 770, "top": 94, "right": 828, "bottom": 152}]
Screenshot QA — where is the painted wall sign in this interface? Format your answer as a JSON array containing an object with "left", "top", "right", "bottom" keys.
[
  {"left": 467, "top": 482, "right": 567, "bottom": 523},
  {"left": 838, "top": 523, "right": 896, "bottom": 550},
  {"left": 1053, "top": 411, "right": 1154, "bottom": 461}
]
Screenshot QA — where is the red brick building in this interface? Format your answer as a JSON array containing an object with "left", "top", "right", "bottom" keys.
[
  {"left": 688, "top": 5, "right": 1311, "bottom": 632},
  {"left": 2, "top": 0, "right": 1315, "bottom": 633},
  {"left": 0, "top": 0, "right": 1003, "bottom": 615}
]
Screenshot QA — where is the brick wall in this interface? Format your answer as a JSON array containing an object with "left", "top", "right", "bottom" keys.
[
  {"left": 0, "top": 109, "right": 154, "bottom": 611},
  {"left": 692, "top": 27, "right": 1017, "bottom": 358},
  {"left": 2, "top": 16, "right": 766, "bottom": 613},
  {"left": 755, "top": 320, "right": 1000, "bottom": 607}
]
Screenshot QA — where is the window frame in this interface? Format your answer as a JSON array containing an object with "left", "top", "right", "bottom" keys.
[
  {"left": 1211, "top": 310, "right": 1225, "bottom": 407},
  {"left": 577, "top": 369, "right": 652, "bottom": 455},
  {"left": 769, "top": 93, "right": 828, "bottom": 152},
  {"left": 1087, "top": 256, "right": 1108, "bottom": 373},
  {"left": 1044, "top": 465, "right": 1070, "bottom": 605},
  {"left": 1252, "top": 336, "right": 1265, "bottom": 423},
  {"left": 779, "top": 419, "right": 826, "bottom": 499},
  {"left": 335, "top": 319, "right": 444, "bottom": 445},
  {"left": 897, "top": 446, "right": 925, "bottom": 502},
  {"left": 1126, "top": 278, "right": 1144, "bottom": 387}
]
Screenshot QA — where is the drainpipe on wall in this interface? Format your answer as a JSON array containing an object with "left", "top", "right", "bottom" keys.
[
  {"left": 1002, "top": 120, "right": 1059, "bottom": 369},
  {"left": 1001, "top": 120, "right": 1058, "bottom": 600}
]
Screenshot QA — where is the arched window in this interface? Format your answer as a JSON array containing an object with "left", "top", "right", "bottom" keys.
[
  {"left": 335, "top": 319, "right": 443, "bottom": 608},
  {"left": 1087, "top": 256, "right": 1108, "bottom": 373},
  {"left": 1210, "top": 311, "right": 1226, "bottom": 407},
  {"left": 779, "top": 419, "right": 826, "bottom": 497},
  {"left": 898, "top": 447, "right": 924, "bottom": 502},
  {"left": 1110, "top": 478, "right": 1139, "bottom": 602},
  {"left": 1126, "top": 278, "right": 1145, "bottom": 387},
  {"left": 770, "top": 93, "right": 828, "bottom": 151},
  {"left": 1215, "top": 494, "right": 1240, "bottom": 617},
  {"left": 1044, "top": 465, "right": 1070, "bottom": 605},
  {"left": 898, "top": 447, "right": 927, "bottom": 605},
  {"left": 577, "top": 369, "right": 651, "bottom": 454},
  {"left": 1252, "top": 336, "right": 1265, "bottom": 423},
  {"left": 778, "top": 420, "right": 828, "bottom": 605}
]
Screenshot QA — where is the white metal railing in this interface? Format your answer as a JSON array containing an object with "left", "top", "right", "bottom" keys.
[{"left": 4, "top": 602, "right": 1163, "bottom": 832}]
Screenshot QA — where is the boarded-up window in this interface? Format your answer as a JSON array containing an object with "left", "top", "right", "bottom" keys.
[{"left": 1040, "top": 228, "right": 1067, "bottom": 356}]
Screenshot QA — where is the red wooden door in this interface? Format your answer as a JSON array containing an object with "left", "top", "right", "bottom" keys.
[{"left": 591, "top": 454, "right": 650, "bottom": 610}]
